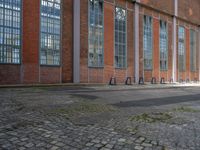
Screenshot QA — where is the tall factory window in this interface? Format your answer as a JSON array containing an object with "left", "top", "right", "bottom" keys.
[
  {"left": 40, "top": 0, "right": 61, "bottom": 65},
  {"left": 143, "top": 15, "right": 152, "bottom": 70},
  {"left": 178, "top": 26, "right": 185, "bottom": 71},
  {"left": 160, "top": 20, "right": 168, "bottom": 70},
  {"left": 114, "top": 7, "right": 126, "bottom": 68},
  {"left": 0, "top": 0, "right": 21, "bottom": 64},
  {"left": 88, "top": 0, "right": 104, "bottom": 67}
]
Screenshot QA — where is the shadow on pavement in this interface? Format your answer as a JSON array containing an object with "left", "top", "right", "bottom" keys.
[{"left": 113, "top": 94, "right": 200, "bottom": 107}]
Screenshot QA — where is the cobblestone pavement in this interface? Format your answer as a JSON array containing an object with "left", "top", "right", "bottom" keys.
[{"left": 1, "top": 85, "right": 200, "bottom": 150}]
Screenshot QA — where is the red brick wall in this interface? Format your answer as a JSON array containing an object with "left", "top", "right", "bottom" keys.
[
  {"left": 152, "top": 18, "right": 159, "bottom": 82},
  {"left": 1, "top": 0, "right": 200, "bottom": 85},
  {"left": 80, "top": 0, "right": 134, "bottom": 84},
  {"left": 0, "top": 65, "right": 21, "bottom": 84},
  {"left": 80, "top": 0, "right": 89, "bottom": 83},
  {"left": 62, "top": 0, "right": 73, "bottom": 83},
  {"left": 139, "top": 7, "right": 174, "bottom": 82},
  {"left": 167, "top": 20, "right": 173, "bottom": 81},
  {"left": 22, "top": 0, "right": 40, "bottom": 84},
  {"left": 139, "top": 10, "right": 144, "bottom": 79},
  {"left": 185, "top": 27, "right": 190, "bottom": 80},
  {"left": 40, "top": 66, "right": 61, "bottom": 84},
  {"left": 178, "top": 0, "right": 200, "bottom": 25},
  {"left": 176, "top": 20, "right": 199, "bottom": 82},
  {"left": 140, "top": 0, "right": 174, "bottom": 15},
  {"left": 127, "top": 4, "right": 134, "bottom": 81},
  {"left": 0, "top": 0, "right": 73, "bottom": 85},
  {"left": 104, "top": 1, "right": 115, "bottom": 83}
]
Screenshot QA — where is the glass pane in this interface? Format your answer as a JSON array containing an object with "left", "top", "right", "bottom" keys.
[
  {"left": 143, "top": 15, "right": 152, "bottom": 70},
  {"left": 88, "top": 0, "right": 104, "bottom": 67},
  {"left": 40, "top": 0, "right": 61, "bottom": 65},
  {"left": 0, "top": 0, "right": 21, "bottom": 64},
  {"left": 178, "top": 26, "right": 185, "bottom": 71},
  {"left": 114, "top": 7, "right": 126, "bottom": 68}
]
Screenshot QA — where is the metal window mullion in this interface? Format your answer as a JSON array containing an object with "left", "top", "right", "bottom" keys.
[
  {"left": 93, "top": 2, "right": 96, "bottom": 66},
  {"left": 1, "top": 3, "right": 4, "bottom": 63},
  {"left": 52, "top": 5, "right": 55, "bottom": 65},
  {"left": 121, "top": 21, "right": 123, "bottom": 67},
  {"left": 11, "top": 2, "right": 13, "bottom": 63},
  {"left": 194, "top": 31, "right": 195, "bottom": 71},
  {"left": 116, "top": 20, "right": 118, "bottom": 67},
  {"left": 125, "top": 11, "right": 127, "bottom": 68},
  {"left": 117, "top": 18, "right": 119, "bottom": 67},
  {"left": 46, "top": 7, "right": 49, "bottom": 64},
  {"left": 46, "top": 13, "right": 49, "bottom": 64},
  {"left": 89, "top": 1, "right": 91, "bottom": 66},
  {"left": 150, "top": 18, "right": 152, "bottom": 69},
  {"left": 93, "top": 4, "right": 95, "bottom": 65},
  {"left": 97, "top": 4, "right": 99, "bottom": 66}
]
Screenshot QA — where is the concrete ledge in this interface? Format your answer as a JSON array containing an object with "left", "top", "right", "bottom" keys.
[{"left": 0, "top": 82, "right": 200, "bottom": 91}]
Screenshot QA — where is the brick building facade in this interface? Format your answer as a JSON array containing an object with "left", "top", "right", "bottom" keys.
[{"left": 0, "top": 0, "right": 200, "bottom": 85}]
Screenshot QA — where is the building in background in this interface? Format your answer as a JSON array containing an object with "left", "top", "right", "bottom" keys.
[{"left": 0, "top": 0, "right": 200, "bottom": 85}]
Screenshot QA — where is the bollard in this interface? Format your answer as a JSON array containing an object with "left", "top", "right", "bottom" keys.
[
  {"left": 125, "top": 77, "right": 132, "bottom": 85},
  {"left": 160, "top": 77, "right": 165, "bottom": 84},
  {"left": 109, "top": 77, "right": 116, "bottom": 85},
  {"left": 151, "top": 77, "right": 156, "bottom": 84},
  {"left": 139, "top": 77, "right": 144, "bottom": 85},
  {"left": 169, "top": 78, "right": 173, "bottom": 83}
]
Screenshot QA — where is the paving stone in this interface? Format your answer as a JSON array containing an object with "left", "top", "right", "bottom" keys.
[
  {"left": 105, "top": 144, "right": 114, "bottom": 149},
  {"left": 101, "top": 140, "right": 108, "bottom": 145},
  {"left": 55, "top": 142, "right": 65, "bottom": 147},
  {"left": 9, "top": 137, "right": 18, "bottom": 141},
  {"left": 99, "top": 148, "right": 111, "bottom": 150},
  {"left": 118, "top": 138, "right": 126, "bottom": 142},
  {"left": 36, "top": 142, "right": 46, "bottom": 147},
  {"left": 18, "top": 147, "right": 26, "bottom": 150},
  {"left": 135, "top": 145, "right": 144, "bottom": 150},
  {"left": 1, "top": 86, "right": 200, "bottom": 150},
  {"left": 141, "top": 143, "right": 153, "bottom": 147},
  {"left": 86, "top": 142, "right": 94, "bottom": 146},
  {"left": 50, "top": 146, "right": 59, "bottom": 150},
  {"left": 91, "top": 139, "right": 100, "bottom": 144},
  {"left": 25, "top": 143, "right": 34, "bottom": 148},
  {"left": 20, "top": 138, "right": 28, "bottom": 142},
  {"left": 151, "top": 141, "right": 157, "bottom": 145},
  {"left": 94, "top": 143, "right": 103, "bottom": 148},
  {"left": 135, "top": 137, "right": 145, "bottom": 143}
]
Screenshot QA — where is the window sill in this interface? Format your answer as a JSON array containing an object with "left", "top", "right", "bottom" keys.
[
  {"left": 0, "top": 63, "right": 21, "bottom": 65},
  {"left": 115, "top": 67, "right": 127, "bottom": 70},
  {"left": 40, "top": 64, "right": 61, "bottom": 67},
  {"left": 88, "top": 66, "right": 104, "bottom": 69}
]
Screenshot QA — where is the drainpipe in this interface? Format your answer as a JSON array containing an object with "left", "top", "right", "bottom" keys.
[{"left": 73, "top": 0, "right": 80, "bottom": 83}]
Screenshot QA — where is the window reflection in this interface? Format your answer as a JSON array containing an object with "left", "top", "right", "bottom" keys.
[
  {"left": 0, "top": 0, "right": 21, "bottom": 64},
  {"left": 40, "top": 0, "right": 61, "bottom": 65}
]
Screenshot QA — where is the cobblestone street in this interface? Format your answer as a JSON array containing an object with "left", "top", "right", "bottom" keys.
[{"left": 1, "top": 85, "right": 200, "bottom": 150}]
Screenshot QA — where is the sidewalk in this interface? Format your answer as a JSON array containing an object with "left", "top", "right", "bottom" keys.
[{"left": 0, "top": 82, "right": 200, "bottom": 91}]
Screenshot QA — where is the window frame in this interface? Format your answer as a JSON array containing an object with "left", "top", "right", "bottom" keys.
[
  {"left": 114, "top": 6, "right": 127, "bottom": 69},
  {"left": 178, "top": 26, "right": 186, "bottom": 72},
  {"left": 159, "top": 20, "right": 168, "bottom": 71},
  {"left": 40, "top": 0, "right": 62, "bottom": 66},
  {"left": 0, "top": 0, "right": 22, "bottom": 64},
  {"left": 143, "top": 15, "right": 153, "bottom": 70},
  {"left": 190, "top": 29, "right": 196, "bottom": 72},
  {"left": 88, "top": 0, "right": 104, "bottom": 68}
]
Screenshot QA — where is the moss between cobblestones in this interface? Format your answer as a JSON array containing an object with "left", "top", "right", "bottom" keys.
[
  {"left": 127, "top": 125, "right": 139, "bottom": 133},
  {"left": 16, "top": 87, "right": 48, "bottom": 93},
  {"left": 50, "top": 102, "right": 117, "bottom": 117},
  {"left": 130, "top": 112, "right": 173, "bottom": 123},
  {"left": 173, "top": 106, "right": 200, "bottom": 113}
]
